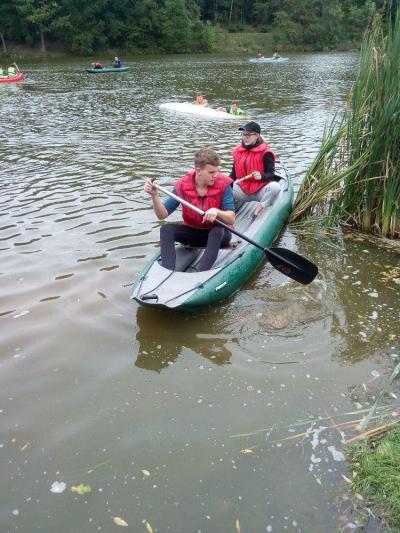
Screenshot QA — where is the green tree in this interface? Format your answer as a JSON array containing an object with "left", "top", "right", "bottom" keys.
[
  {"left": 345, "top": 0, "right": 377, "bottom": 41},
  {"left": 303, "top": 0, "right": 345, "bottom": 49},
  {"left": 125, "top": 0, "right": 163, "bottom": 51},
  {"left": 0, "top": 1, "right": 21, "bottom": 53},
  {"left": 59, "top": 0, "right": 109, "bottom": 54},
  {"left": 272, "top": 10, "right": 302, "bottom": 46},
  {"left": 253, "top": 0, "right": 283, "bottom": 29},
  {"left": 159, "top": 0, "right": 193, "bottom": 52},
  {"left": 16, "top": 0, "right": 67, "bottom": 52},
  {"left": 0, "top": 0, "right": 394, "bottom": 54}
]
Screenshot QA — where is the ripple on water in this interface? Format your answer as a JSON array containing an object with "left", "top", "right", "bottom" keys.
[{"left": 2, "top": 53, "right": 376, "bottom": 533}]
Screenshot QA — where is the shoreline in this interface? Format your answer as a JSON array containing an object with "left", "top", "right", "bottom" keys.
[{"left": 0, "top": 34, "right": 359, "bottom": 61}]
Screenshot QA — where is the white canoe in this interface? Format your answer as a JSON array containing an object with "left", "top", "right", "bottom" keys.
[
  {"left": 249, "top": 57, "right": 289, "bottom": 63},
  {"left": 159, "top": 102, "right": 254, "bottom": 120}
]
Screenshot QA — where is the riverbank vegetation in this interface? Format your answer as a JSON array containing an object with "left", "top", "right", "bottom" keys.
[
  {"left": 290, "top": 8, "right": 400, "bottom": 239},
  {"left": 0, "top": 0, "right": 395, "bottom": 56},
  {"left": 347, "top": 429, "right": 400, "bottom": 528},
  {"left": 288, "top": 9, "right": 400, "bottom": 526},
  {"left": 345, "top": 361, "right": 400, "bottom": 529}
]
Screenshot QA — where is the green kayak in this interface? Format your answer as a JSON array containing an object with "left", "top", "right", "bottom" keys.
[
  {"left": 131, "top": 164, "right": 294, "bottom": 311},
  {"left": 85, "top": 67, "right": 129, "bottom": 73}
]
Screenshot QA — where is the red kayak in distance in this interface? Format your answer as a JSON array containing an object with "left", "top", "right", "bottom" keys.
[
  {"left": 0, "top": 72, "right": 25, "bottom": 83},
  {"left": 0, "top": 65, "right": 25, "bottom": 84}
]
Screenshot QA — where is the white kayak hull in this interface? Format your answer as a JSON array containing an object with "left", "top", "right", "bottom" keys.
[{"left": 160, "top": 102, "right": 254, "bottom": 120}]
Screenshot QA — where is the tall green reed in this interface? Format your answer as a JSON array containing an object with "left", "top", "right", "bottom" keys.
[{"left": 290, "top": 10, "right": 400, "bottom": 239}]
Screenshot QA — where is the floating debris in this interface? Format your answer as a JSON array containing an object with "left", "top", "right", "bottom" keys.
[
  {"left": 71, "top": 484, "right": 91, "bottom": 495},
  {"left": 327, "top": 446, "right": 346, "bottom": 461},
  {"left": 113, "top": 516, "right": 128, "bottom": 527},
  {"left": 50, "top": 481, "right": 66, "bottom": 494}
]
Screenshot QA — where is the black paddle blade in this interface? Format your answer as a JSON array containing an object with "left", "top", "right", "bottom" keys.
[{"left": 264, "top": 247, "right": 318, "bottom": 285}]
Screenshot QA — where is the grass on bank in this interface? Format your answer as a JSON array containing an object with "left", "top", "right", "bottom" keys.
[
  {"left": 290, "top": 9, "right": 400, "bottom": 239},
  {"left": 347, "top": 429, "right": 400, "bottom": 528},
  {"left": 344, "top": 361, "right": 400, "bottom": 529}
]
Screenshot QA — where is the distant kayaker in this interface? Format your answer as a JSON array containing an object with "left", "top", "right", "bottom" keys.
[
  {"left": 92, "top": 62, "right": 103, "bottom": 69},
  {"left": 144, "top": 148, "right": 235, "bottom": 272},
  {"left": 272, "top": 52, "right": 281, "bottom": 59},
  {"left": 256, "top": 52, "right": 264, "bottom": 59},
  {"left": 194, "top": 94, "right": 209, "bottom": 106},
  {"left": 231, "top": 121, "right": 281, "bottom": 217},
  {"left": 0, "top": 67, "right": 3, "bottom": 77},
  {"left": 113, "top": 56, "right": 122, "bottom": 68},
  {"left": 7, "top": 65, "right": 16, "bottom": 76},
  {"left": 229, "top": 102, "right": 246, "bottom": 116},
  {"left": 217, "top": 101, "right": 246, "bottom": 116}
]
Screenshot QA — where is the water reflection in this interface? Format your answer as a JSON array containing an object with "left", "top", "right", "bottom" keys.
[
  {"left": 321, "top": 233, "right": 400, "bottom": 364},
  {"left": 135, "top": 306, "right": 233, "bottom": 371}
]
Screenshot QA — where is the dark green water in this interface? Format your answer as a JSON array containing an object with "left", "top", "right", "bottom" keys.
[{"left": 1, "top": 53, "right": 399, "bottom": 532}]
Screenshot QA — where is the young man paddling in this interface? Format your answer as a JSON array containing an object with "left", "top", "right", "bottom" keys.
[{"left": 144, "top": 148, "right": 235, "bottom": 272}]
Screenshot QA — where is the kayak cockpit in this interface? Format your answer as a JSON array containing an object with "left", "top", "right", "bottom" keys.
[{"left": 132, "top": 204, "right": 269, "bottom": 308}]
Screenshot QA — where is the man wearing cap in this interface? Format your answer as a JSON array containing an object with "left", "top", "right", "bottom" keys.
[{"left": 231, "top": 121, "right": 281, "bottom": 217}]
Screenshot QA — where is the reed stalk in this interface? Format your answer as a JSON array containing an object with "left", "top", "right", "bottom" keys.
[{"left": 290, "top": 10, "right": 400, "bottom": 239}]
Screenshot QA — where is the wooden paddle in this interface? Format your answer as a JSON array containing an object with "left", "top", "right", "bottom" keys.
[{"left": 151, "top": 181, "right": 318, "bottom": 285}]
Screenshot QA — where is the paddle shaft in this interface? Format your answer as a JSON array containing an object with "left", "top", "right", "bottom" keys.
[
  {"left": 153, "top": 182, "right": 273, "bottom": 252},
  {"left": 151, "top": 182, "right": 318, "bottom": 284}
]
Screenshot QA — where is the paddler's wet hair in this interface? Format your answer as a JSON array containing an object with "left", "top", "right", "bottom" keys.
[{"left": 194, "top": 148, "right": 220, "bottom": 169}]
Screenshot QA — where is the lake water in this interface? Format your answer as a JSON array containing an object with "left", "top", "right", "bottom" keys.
[{"left": 1, "top": 53, "right": 399, "bottom": 533}]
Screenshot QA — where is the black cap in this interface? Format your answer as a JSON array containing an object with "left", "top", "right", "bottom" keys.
[{"left": 238, "top": 121, "right": 261, "bottom": 133}]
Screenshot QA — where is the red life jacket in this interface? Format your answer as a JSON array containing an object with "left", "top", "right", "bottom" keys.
[
  {"left": 174, "top": 170, "right": 233, "bottom": 229},
  {"left": 232, "top": 141, "right": 275, "bottom": 194}
]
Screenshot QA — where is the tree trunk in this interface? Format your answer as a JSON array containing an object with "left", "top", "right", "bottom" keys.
[
  {"left": 40, "top": 32, "right": 46, "bottom": 53},
  {"left": 229, "top": 0, "right": 234, "bottom": 24},
  {"left": 214, "top": 0, "right": 218, "bottom": 22},
  {"left": 0, "top": 32, "right": 7, "bottom": 55}
]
